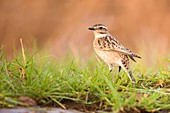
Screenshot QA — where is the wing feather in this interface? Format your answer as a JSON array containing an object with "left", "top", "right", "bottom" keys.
[{"left": 97, "top": 35, "right": 141, "bottom": 60}]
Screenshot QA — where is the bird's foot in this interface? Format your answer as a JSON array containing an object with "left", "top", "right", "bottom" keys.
[
  {"left": 131, "top": 78, "right": 136, "bottom": 84},
  {"left": 107, "top": 69, "right": 112, "bottom": 75}
]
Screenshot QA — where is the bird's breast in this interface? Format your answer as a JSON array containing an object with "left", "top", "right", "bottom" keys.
[{"left": 93, "top": 40, "right": 121, "bottom": 64}]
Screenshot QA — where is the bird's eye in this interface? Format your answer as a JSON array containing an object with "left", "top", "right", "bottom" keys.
[{"left": 99, "top": 27, "right": 103, "bottom": 30}]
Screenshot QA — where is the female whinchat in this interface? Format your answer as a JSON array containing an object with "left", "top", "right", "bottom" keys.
[{"left": 88, "top": 24, "right": 141, "bottom": 83}]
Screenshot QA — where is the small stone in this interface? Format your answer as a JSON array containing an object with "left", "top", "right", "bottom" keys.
[{"left": 18, "top": 96, "right": 37, "bottom": 106}]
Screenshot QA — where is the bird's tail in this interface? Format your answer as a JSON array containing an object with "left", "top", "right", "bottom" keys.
[{"left": 132, "top": 53, "right": 141, "bottom": 59}]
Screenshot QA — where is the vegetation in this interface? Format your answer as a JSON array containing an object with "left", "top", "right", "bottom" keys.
[{"left": 0, "top": 44, "right": 170, "bottom": 112}]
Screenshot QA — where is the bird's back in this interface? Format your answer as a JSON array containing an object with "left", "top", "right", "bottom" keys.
[{"left": 93, "top": 34, "right": 141, "bottom": 62}]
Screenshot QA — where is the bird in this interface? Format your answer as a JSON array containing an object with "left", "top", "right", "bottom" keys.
[{"left": 88, "top": 24, "right": 141, "bottom": 83}]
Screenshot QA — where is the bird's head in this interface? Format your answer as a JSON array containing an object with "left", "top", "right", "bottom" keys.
[{"left": 88, "top": 24, "right": 109, "bottom": 37}]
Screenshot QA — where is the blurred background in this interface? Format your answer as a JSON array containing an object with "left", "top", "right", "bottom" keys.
[{"left": 0, "top": 0, "right": 170, "bottom": 65}]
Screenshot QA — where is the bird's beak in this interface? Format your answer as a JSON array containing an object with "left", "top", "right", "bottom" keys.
[{"left": 88, "top": 27, "right": 95, "bottom": 30}]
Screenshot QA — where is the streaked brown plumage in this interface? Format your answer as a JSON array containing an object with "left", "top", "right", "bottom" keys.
[{"left": 88, "top": 24, "right": 141, "bottom": 83}]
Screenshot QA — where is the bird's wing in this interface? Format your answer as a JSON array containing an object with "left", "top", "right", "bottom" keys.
[{"left": 97, "top": 35, "right": 141, "bottom": 60}]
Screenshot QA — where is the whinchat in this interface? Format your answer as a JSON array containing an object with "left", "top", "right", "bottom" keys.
[{"left": 88, "top": 24, "right": 141, "bottom": 83}]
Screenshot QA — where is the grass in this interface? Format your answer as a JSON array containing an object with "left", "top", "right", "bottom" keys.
[{"left": 0, "top": 45, "right": 170, "bottom": 112}]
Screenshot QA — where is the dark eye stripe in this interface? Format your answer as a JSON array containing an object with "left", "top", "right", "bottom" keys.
[
  {"left": 99, "top": 27, "right": 108, "bottom": 31},
  {"left": 99, "top": 27, "right": 103, "bottom": 29}
]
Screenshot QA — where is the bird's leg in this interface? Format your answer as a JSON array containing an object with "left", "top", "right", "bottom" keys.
[
  {"left": 108, "top": 64, "right": 113, "bottom": 75},
  {"left": 121, "top": 58, "right": 136, "bottom": 83},
  {"left": 118, "top": 66, "right": 121, "bottom": 72},
  {"left": 128, "top": 71, "right": 136, "bottom": 83},
  {"left": 108, "top": 64, "right": 116, "bottom": 82}
]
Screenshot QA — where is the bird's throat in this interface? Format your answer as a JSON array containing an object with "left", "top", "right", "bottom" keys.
[{"left": 94, "top": 32, "right": 108, "bottom": 39}]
